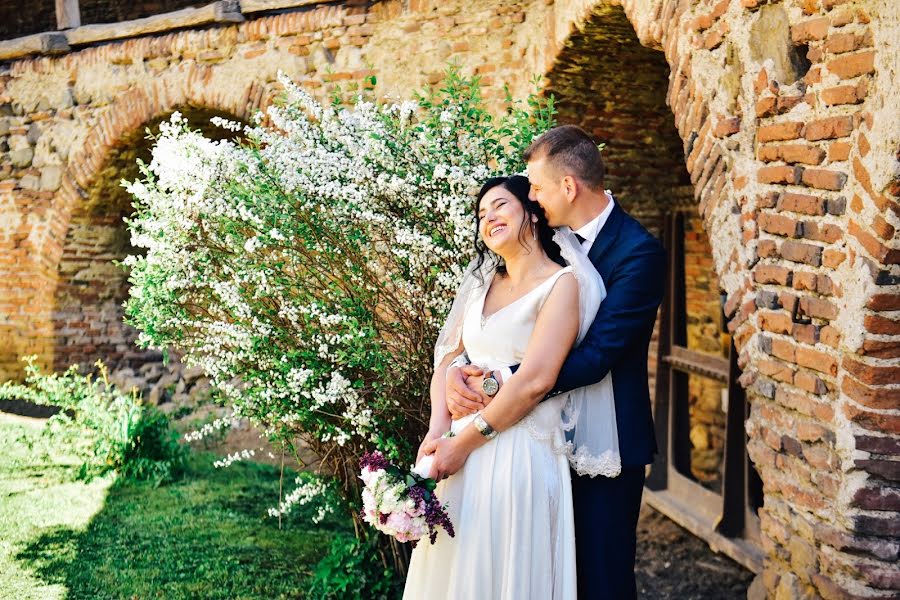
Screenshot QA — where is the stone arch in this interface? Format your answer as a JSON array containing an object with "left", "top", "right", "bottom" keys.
[
  {"left": 543, "top": 0, "right": 738, "bottom": 487},
  {"left": 32, "top": 66, "right": 273, "bottom": 373},
  {"left": 51, "top": 107, "right": 245, "bottom": 373},
  {"left": 541, "top": 1, "right": 900, "bottom": 597}
]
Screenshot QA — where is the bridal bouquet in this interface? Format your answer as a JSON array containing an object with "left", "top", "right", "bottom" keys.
[{"left": 359, "top": 451, "right": 454, "bottom": 546}]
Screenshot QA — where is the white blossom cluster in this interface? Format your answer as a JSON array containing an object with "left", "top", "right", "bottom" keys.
[
  {"left": 182, "top": 413, "right": 238, "bottom": 442},
  {"left": 213, "top": 447, "right": 261, "bottom": 468},
  {"left": 123, "top": 69, "right": 554, "bottom": 512},
  {"left": 267, "top": 476, "right": 335, "bottom": 523}
]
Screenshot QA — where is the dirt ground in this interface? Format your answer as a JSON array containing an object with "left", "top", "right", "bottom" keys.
[{"left": 636, "top": 504, "right": 755, "bottom": 599}]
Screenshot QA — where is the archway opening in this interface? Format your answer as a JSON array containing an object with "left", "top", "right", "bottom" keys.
[
  {"left": 52, "top": 108, "right": 245, "bottom": 375},
  {"left": 544, "top": 3, "right": 762, "bottom": 569}
]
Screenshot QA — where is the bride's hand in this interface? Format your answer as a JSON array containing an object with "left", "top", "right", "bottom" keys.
[{"left": 416, "top": 428, "right": 445, "bottom": 463}]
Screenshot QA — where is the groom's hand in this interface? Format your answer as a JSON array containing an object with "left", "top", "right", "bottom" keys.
[{"left": 446, "top": 365, "right": 486, "bottom": 419}]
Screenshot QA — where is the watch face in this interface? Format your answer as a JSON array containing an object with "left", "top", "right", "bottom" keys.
[{"left": 482, "top": 377, "right": 499, "bottom": 397}]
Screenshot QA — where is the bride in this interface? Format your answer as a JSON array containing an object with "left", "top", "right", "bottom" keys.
[{"left": 403, "top": 175, "right": 620, "bottom": 599}]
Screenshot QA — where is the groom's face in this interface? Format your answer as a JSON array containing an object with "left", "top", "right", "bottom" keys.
[{"left": 526, "top": 157, "right": 567, "bottom": 228}]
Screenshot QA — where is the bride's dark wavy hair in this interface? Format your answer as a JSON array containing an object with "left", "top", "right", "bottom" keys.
[{"left": 471, "top": 175, "right": 564, "bottom": 282}]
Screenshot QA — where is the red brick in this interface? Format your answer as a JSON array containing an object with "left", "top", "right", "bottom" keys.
[
  {"left": 702, "top": 23, "right": 728, "bottom": 50},
  {"left": 802, "top": 168, "right": 847, "bottom": 190},
  {"left": 758, "top": 191, "right": 780, "bottom": 209},
  {"left": 867, "top": 294, "right": 900, "bottom": 311},
  {"left": 759, "top": 358, "right": 795, "bottom": 383},
  {"left": 758, "top": 165, "right": 802, "bottom": 185},
  {"left": 754, "top": 264, "right": 793, "bottom": 285},
  {"left": 797, "top": 420, "right": 832, "bottom": 443},
  {"left": 755, "top": 96, "right": 777, "bottom": 118},
  {"left": 791, "top": 17, "right": 830, "bottom": 43},
  {"left": 849, "top": 219, "right": 900, "bottom": 264},
  {"left": 781, "top": 144, "right": 826, "bottom": 165},
  {"left": 758, "top": 121, "right": 805, "bottom": 142},
  {"left": 796, "top": 346, "right": 838, "bottom": 375},
  {"left": 792, "top": 322, "right": 818, "bottom": 345},
  {"left": 795, "top": 371, "right": 828, "bottom": 395},
  {"left": 793, "top": 271, "right": 818, "bottom": 292},
  {"left": 862, "top": 339, "right": 900, "bottom": 359},
  {"left": 781, "top": 240, "right": 823, "bottom": 266},
  {"left": 824, "top": 32, "right": 862, "bottom": 54},
  {"left": 759, "top": 213, "right": 801, "bottom": 237},
  {"left": 778, "top": 192, "right": 826, "bottom": 215},
  {"left": 872, "top": 215, "right": 895, "bottom": 241},
  {"left": 859, "top": 132, "right": 871, "bottom": 157},
  {"left": 759, "top": 310, "right": 793, "bottom": 334},
  {"left": 845, "top": 402, "right": 900, "bottom": 434},
  {"left": 864, "top": 314, "right": 900, "bottom": 335},
  {"left": 801, "top": 221, "right": 843, "bottom": 244},
  {"left": 843, "top": 357, "right": 900, "bottom": 388},
  {"left": 805, "top": 116, "right": 853, "bottom": 141},
  {"left": 815, "top": 275, "right": 834, "bottom": 296},
  {"left": 758, "top": 239, "right": 778, "bottom": 257},
  {"left": 821, "top": 82, "right": 866, "bottom": 106},
  {"left": 828, "top": 141, "right": 851, "bottom": 162},
  {"left": 771, "top": 337, "right": 797, "bottom": 361},
  {"left": 842, "top": 374, "right": 900, "bottom": 410},
  {"left": 800, "top": 295, "right": 837, "bottom": 319},
  {"left": 827, "top": 50, "right": 875, "bottom": 79},
  {"left": 820, "top": 325, "right": 841, "bottom": 348}
]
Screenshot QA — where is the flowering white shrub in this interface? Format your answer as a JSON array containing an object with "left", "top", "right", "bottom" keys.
[{"left": 123, "top": 67, "right": 554, "bottom": 538}]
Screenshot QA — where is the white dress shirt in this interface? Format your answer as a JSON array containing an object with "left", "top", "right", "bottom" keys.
[{"left": 573, "top": 191, "right": 616, "bottom": 251}]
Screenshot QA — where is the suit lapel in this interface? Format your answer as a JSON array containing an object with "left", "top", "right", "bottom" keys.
[{"left": 587, "top": 202, "right": 624, "bottom": 266}]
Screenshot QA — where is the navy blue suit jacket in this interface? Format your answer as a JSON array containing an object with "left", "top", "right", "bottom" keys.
[{"left": 515, "top": 202, "right": 666, "bottom": 468}]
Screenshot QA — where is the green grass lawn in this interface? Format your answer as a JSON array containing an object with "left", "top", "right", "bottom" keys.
[{"left": 0, "top": 412, "right": 351, "bottom": 599}]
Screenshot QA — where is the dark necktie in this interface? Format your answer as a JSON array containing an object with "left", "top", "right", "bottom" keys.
[{"left": 574, "top": 233, "right": 587, "bottom": 245}]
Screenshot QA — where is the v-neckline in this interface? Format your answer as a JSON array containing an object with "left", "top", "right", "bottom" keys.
[{"left": 478, "top": 268, "right": 566, "bottom": 326}]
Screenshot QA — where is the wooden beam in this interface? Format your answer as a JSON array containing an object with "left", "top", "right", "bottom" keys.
[
  {"left": 0, "top": 32, "right": 69, "bottom": 61},
  {"left": 66, "top": 1, "right": 244, "bottom": 46},
  {"left": 56, "top": 0, "right": 81, "bottom": 30},
  {"left": 239, "top": 0, "right": 338, "bottom": 14}
]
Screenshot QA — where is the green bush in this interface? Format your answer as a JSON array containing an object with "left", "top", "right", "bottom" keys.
[
  {"left": 306, "top": 534, "right": 401, "bottom": 600},
  {"left": 0, "top": 357, "right": 186, "bottom": 484}
]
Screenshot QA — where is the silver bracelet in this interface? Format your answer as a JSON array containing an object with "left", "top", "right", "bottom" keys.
[{"left": 473, "top": 413, "right": 498, "bottom": 440}]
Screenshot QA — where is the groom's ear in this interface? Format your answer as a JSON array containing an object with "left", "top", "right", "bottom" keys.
[{"left": 562, "top": 175, "right": 578, "bottom": 203}]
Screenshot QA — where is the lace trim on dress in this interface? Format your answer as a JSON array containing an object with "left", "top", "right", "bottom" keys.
[{"left": 521, "top": 412, "right": 622, "bottom": 478}]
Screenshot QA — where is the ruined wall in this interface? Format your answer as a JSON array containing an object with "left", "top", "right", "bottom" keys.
[
  {"left": 612, "top": 0, "right": 900, "bottom": 597},
  {"left": 0, "top": 0, "right": 898, "bottom": 597}
]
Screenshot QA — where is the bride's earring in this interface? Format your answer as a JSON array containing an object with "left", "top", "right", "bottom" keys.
[{"left": 531, "top": 223, "right": 537, "bottom": 241}]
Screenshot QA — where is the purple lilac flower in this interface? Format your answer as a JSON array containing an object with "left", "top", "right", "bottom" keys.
[{"left": 360, "top": 450, "right": 392, "bottom": 472}]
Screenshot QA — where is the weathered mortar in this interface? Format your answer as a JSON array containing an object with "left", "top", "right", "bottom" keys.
[{"left": 0, "top": 0, "right": 898, "bottom": 597}]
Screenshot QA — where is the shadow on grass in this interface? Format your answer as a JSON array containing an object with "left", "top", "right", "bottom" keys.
[{"left": 15, "top": 454, "right": 351, "bottom": 600}]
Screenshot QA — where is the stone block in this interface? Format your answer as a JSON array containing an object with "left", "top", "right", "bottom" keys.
[
  {"left": 40, "top": 165, "right": 62, "bottom": 191},
  {"left": 9, "top": 147, "right": 33, "bottom": 167}
]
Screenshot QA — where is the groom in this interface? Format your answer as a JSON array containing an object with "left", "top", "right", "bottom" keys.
[{"left": 446, "top": 125, "right": 666, "bottom": 599}]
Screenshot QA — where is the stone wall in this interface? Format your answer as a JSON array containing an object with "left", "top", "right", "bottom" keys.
[{"left": 0, "top": 0, "right": 898, "bottom": 597}]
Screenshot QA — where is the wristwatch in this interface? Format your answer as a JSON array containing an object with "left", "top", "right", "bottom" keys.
[
  {"left": 482, "top": 370, "right": 500, "bottom": 397},
  {"left": 473, "top": 414, "right": 498, "bottom": 440}
]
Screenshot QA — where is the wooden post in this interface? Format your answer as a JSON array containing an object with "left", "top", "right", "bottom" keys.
[{"left": 56, "top": 0, "right": 81, "bottom": 30}]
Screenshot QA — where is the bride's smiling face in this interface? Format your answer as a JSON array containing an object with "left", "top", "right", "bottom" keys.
[{"left": 478, "top": 186, "right": 529, "bottom": 255}]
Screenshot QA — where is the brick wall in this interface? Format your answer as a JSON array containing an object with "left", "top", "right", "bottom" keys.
[
  {"left": 0, "top": 0, "right": 898, "bottom": 596},
  {"left": 0, "top": 0, "right": 55, "bottom": 40},
  {"left": 78, "top": 0, "right": 210, "bottom": 26}
]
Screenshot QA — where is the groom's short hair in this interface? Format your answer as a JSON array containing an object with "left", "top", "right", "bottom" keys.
[{"left": 524, "top": 125, "right": 605, "bottom": 191}]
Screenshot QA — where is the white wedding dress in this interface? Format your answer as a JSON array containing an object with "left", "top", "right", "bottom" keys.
[{"left": 403, "top": 267, "right": 578, "bottom": 600}]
